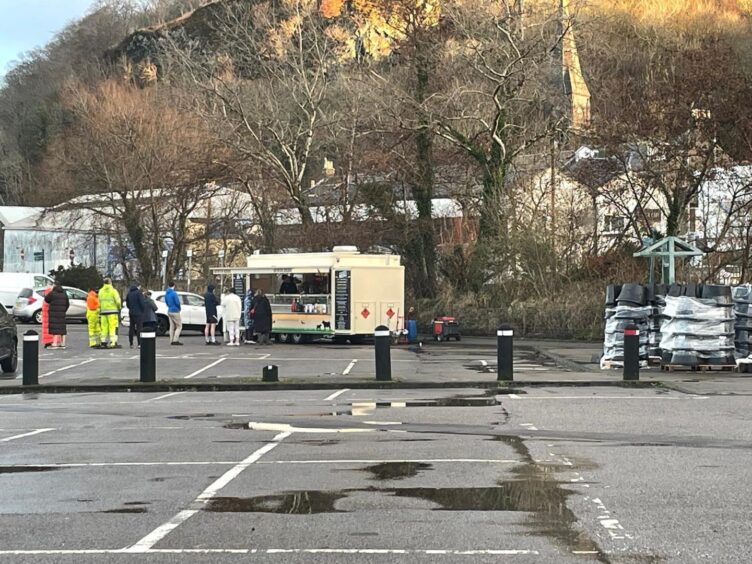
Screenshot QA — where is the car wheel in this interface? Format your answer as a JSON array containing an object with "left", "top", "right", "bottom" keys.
[
  {"left": 1, "top": 340, "right": 18, "bottom": 373},
  {"left": 34, "top": 310, "right": 43, "bottom": 325},
  {"left": 156, "top": 316, "right": 169, "bottom": 337}
]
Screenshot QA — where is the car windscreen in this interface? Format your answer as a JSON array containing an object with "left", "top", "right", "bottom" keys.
[{"left": 17, "top": 288, "right": 33, "bottom": 298}]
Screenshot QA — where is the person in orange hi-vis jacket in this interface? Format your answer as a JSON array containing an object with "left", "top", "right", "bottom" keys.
[{"left": 86, "top": 288, "right": 101, "bottom": 348}]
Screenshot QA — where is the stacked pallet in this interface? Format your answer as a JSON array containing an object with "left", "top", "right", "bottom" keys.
[
  {"left": 660, "top": 289, "right": 735, "bottom": 369},
  {"left": 602, "top": 284, "right": 651, "bottom": 368}
]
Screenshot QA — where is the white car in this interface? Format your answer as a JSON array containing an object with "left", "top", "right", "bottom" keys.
[
  {"left": 13, "top": 286, "right": 89, "bottom": 324},
  {"left": 121, "top": 291, "right": 224, "bottom": 337}
]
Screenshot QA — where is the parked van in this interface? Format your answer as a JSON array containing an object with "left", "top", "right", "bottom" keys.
[{"left": 0, "top": 273, "right": 55, "bottom": 310}]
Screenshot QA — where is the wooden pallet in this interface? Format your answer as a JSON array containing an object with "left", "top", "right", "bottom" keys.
[{"left": 661, "top": 363, "right": 737, "bottom": 373}]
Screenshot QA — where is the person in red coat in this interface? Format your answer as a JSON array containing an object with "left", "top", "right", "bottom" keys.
[{"left": 41, "top": 287, "right": 54, "bottom": 349}]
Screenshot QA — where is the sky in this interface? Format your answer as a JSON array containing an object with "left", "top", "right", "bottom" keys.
[{"left": 0, "top": 0, "right": 94, "bottom": 78}]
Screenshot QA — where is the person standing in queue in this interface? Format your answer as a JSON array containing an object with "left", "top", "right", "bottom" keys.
[
  {"left": 221, "top": 287, "right": 242, "bottom": 346},
  {"left": 86, "top": 287, "right": 101, "bottom": 348},
  {"left": 142, "top": 290, "right": 158, "bottom": 332},
  {"left": 251, "top": 288, "right": 273, "bottom": 345},
  {"left": 204, "top": 284, "right": 220, "bottom": 346},
  {"left": 125, "top": 283, "right": 147, "bottom": 349},
  {"left": 165, "top": 281, "right": 183, "bottom": 346},
  {"left": 98, "top": 277, "right": 122, "bottom": 349},
  {"left": 44, "top": 283, "right": 69, "bottom": 349}
]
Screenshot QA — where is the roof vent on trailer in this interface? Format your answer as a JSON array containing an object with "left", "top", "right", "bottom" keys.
[{"left": 332, "top": 246, "right": 359, "bottom": 253}]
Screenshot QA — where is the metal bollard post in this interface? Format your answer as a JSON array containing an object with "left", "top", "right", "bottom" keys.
[
  {"left": 374, "top": 325, "right": 392, "bottom": 381},
  {"left": 623, "top": 324, "right": 640, "bottom": 381},
  {"left": 262, "top": 365, "right": 279, "bottom": 382},
  {"left": 140, "top": 331, "right": 156, "bottom": 383},
  {"left": 497, "top": 324, "right": 514, "bottom": 382},
  {"left": 22, "top": 330, "right": 39, "bottom": 386}
]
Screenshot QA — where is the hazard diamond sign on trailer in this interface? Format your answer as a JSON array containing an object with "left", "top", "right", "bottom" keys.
[
  {"left": 361, "top": 308, "right": 370, "bottom": 319},
  {"left": 386, "top": 308, "right": 395, "bottom": 318}
]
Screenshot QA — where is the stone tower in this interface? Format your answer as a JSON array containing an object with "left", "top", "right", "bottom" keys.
[{"left": 561, "top": 0, "right": 591, "bottom": 130}]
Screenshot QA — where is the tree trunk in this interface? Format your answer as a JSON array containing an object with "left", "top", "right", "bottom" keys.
[{"left": 411, "top": 42, "right": 437, "bottom": 299}]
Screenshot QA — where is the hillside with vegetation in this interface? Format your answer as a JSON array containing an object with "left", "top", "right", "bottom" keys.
[{"left": 1, "top": 0, "right": 751, "bottom": 337}]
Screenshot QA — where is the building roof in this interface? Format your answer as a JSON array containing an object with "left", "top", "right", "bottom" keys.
[{"left": 0, "top": 207, "right": 44, "bottom": 229}]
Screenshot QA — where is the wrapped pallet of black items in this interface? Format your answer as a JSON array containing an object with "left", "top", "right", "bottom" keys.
[
  {"left": 732, "top": 284, "right": 752, "bottom": 371},
  {"left": 660, "top": 290, "right": 736, "bottom": 369},
  {"left": 602, "top": 283, "right": 651, "bottom": 369}
]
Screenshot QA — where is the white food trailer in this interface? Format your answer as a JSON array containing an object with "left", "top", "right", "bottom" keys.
[{"left": 213, "top": 246, "right": 405, "bottom": 343}]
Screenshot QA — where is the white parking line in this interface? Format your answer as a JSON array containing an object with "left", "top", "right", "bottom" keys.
[
  {"left": 183, "top": 357, "right": 227, "bottom": 379},
  {"left": 1, "top": 461, "right": 240, "bottom": 468},
  {"left": 325, "top": 388, "right": 350, "bottom": 401},
  {"left": 0, "top": 548, "right": 540, "bottom": 556},
  {"left": 0, "top": 428, "right": 55, "bottom": 443},
  {"left": 32, "top": 358, "right": 96, "bottom": 379},
  {"left": 124, "top": 430, "right": 291, "bottom": 553},
  {"left": 143, "top": 391, "right": 186, "bottom": 403},
  {"left": 342, "top": 359, "right": 358, "bottom": 375},
  {"left": 1, "top": 458, "right": 520, "bottom": 469}
]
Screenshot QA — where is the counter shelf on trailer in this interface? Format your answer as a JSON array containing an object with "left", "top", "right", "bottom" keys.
[{"left": 213, "top": 247, "right": 405, "bottom": 344}]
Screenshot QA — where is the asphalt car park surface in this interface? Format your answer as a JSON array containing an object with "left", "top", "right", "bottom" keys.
[
  {"left": 1, "top": 326, "right": 555, "bottom": 386},
  {"left": 1, "top": 386, "right": 751, "bottom": 563}
]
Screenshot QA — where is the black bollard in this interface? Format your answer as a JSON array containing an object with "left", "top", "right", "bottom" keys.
[
  {"left": 497, "top": 324, "right": 514, "bottom": 381},
  {"left": 623, "top": 324, "right": 640, "bottom": 381},
  {"left": 262, "top": 365, "right": 279, "bottom": 382},
  {"left": 374, "top": 325, "right": 392, "bottom": 381},
  {"left": 140, "top": 331, "right": 156, "bottom": 383},
  {"left": 22, "top": 330, "right": 39, "bottom": 386}
]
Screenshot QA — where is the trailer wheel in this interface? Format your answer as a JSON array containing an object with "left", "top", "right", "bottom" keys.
[
  {"left": 276, "top": 333, "right": 291, "bottom": 344},
  {"left": 291, "top": 334, "right": 305, "bottom": 345}
]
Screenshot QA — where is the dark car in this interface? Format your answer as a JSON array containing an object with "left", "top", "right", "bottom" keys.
[{"left": 0, "top": 304, "right": 18, "bottom": 373}]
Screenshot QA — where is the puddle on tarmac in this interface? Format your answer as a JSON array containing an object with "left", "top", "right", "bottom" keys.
[
  {"left": 361, "top": 462, "right": 432, "bottom": 480},
  {"left": 208, "top": 437, "right": 607, "bottom": 561},
  {"left": 100, "top": 507, "right": 148, "bottom": 514},
  {"left": 168, "top": 414, "right": 216, "bottom": 420},
  {"left": 208, "top": 491, "right": 347, "bottom": 514},
  {"left": 0, "top": 466, "right": 59, "bottom": 474}
]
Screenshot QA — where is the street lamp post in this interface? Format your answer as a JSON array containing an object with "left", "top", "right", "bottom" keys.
[
  {"left": 186, "top": 249, "right": 193, "bottom": 292},
  {"left": 218, "top": 249, "right": 226, "bottom": 291},
  {"left": 161, "top": 250, "right": 168, "bottom": 288}
]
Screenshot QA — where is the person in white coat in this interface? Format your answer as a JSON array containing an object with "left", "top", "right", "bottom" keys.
[{"left": 221, "top": 288, "right": 243, "bottom": 346}]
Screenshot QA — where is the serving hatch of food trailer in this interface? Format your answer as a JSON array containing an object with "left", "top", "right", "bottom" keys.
[{"left": 212, "top": 246, "right": 405, "bottom": 344}]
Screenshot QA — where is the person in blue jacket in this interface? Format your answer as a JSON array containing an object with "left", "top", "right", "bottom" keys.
[{"left": 165, "top": 281, "right": 183, "bottom": 346}]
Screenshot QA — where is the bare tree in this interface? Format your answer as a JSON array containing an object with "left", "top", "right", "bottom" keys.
[
  {"left": 41, "top": 80, "right": 225, "bottom": 287},
  {"left": 167, "top": 0, "right": 344, "bottom": 233}
]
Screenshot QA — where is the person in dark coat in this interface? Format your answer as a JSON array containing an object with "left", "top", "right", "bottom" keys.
[
  {"left": 142, "top": 290, "right": 158, "bottom": 331},
  {"left": 125, "top": 284, "right": 147, "bottom": 348},
  {"left": 44, "top": 284, "right": 69, "bottom": 349},
  {"left": 250, "top": 288, "right": 273, "bottom": 345},
  {"left": 204, "top": 284, "right": 220, "bottom": 345},
  {"left": 279, "top": 275, "right": 298, "bottom": 294}
]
